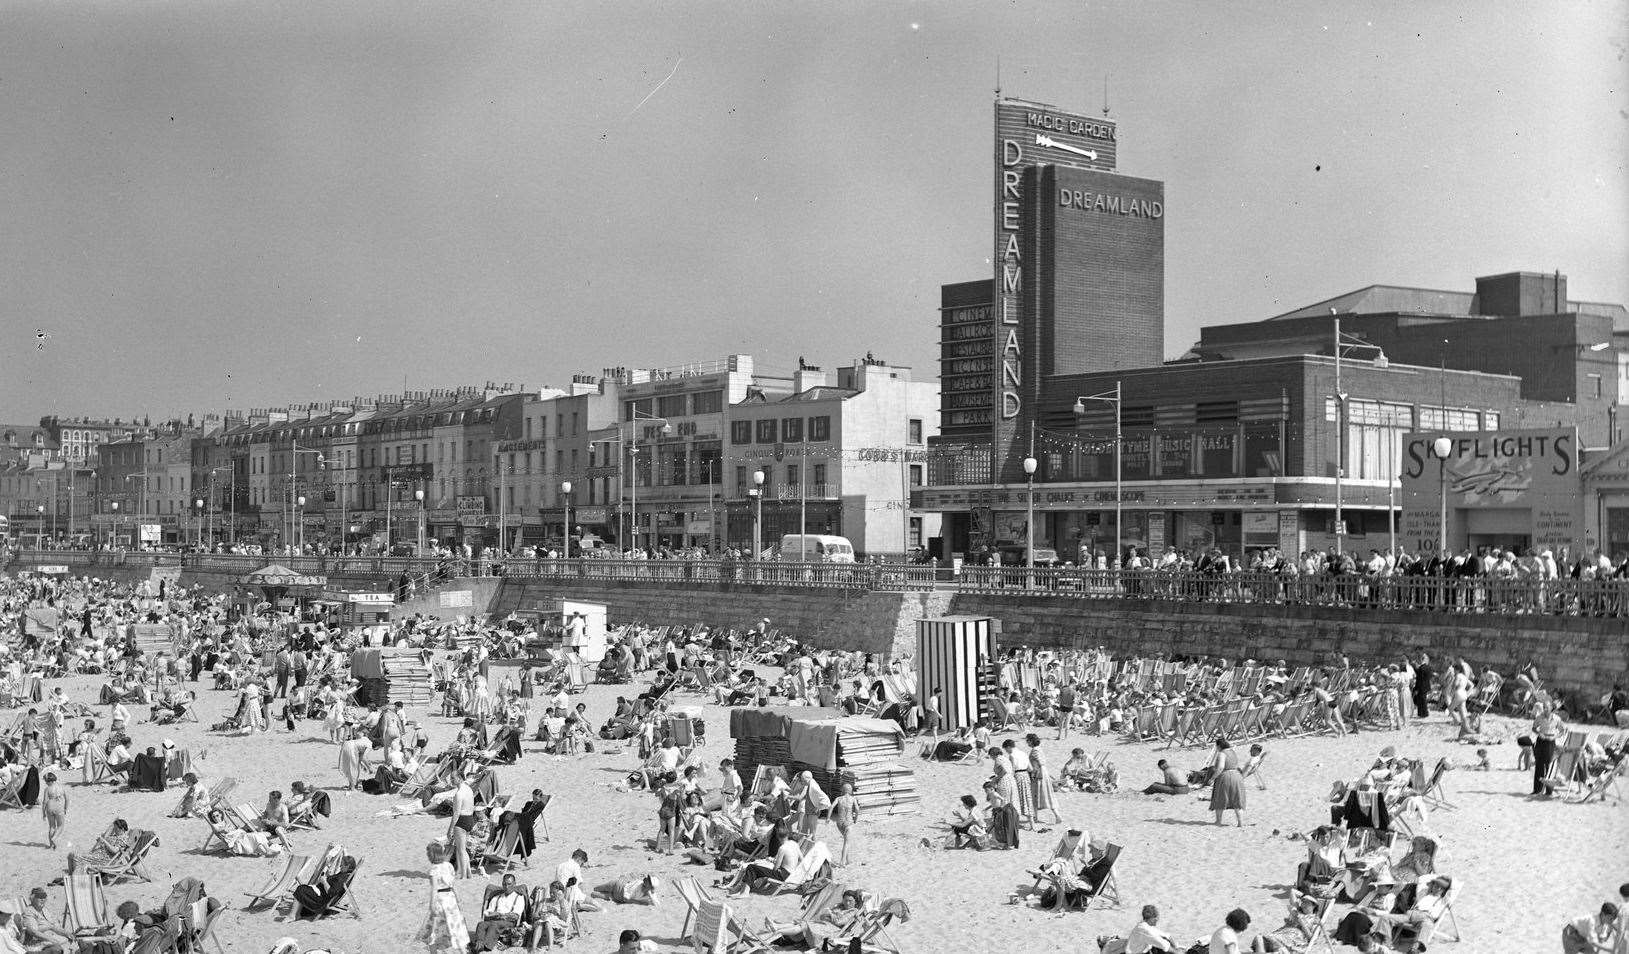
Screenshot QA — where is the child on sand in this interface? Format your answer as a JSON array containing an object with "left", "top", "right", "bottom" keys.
[
  {"left": 1473, "top": 748, "right": 1491, "bottom": 771},
  {"left": 830, "top": 782, "right": 859, "bottom": 866}
]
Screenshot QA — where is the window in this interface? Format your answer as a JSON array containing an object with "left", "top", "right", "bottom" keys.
[
  {"left": 524, "top": 418, "right": 533, "bottom": 440},
  {"left": 570, "top": 448, "right": 578, "bottom": 474},
  {"left": 786, "top": 464, "right": 799, "bottom": 488},
  {"left": 909, "top": 463, "right": 924, "bottom": 486},
  {"left": 692, "top": 390, "right": 724, "bottom": 415},
  {"left": 909, "top": 517, "right": 923, "bottom": 547},
  {"left": 735, "top": 466, "right": 747, "bottom": 491},
  {"left": 1483, "top": 412, "right": 1500, "bottom": 429},
  {"left": 571, "top": 412, "right": 579, "bottom": 436},
  {"left": 808, "top": 416, "right": 831, "bottom": 441},
  {"left": 812, "top": 463, "right": 827, "bottom": 487},
  {"left": 624, "top": 399, "right": 653, "bottom": 423},
  {"left": 908, "top": 418, "right": 923, "bottom": 444},
  {"left": 1588, "top": 373, "right": 1603, "bottom": 399},
  {"left": 537, "top": 416, "right": 546, "bottom": 438},
  {"left": 755, "top": 419, "right": 777, "bottom": 444},
  {"left": 731, "top": 421, "right": 752, "bottom": 444},
  {"left": 657, "top": 395, "right": 687, "bottom": 418},
  {"left": 781, "top": 417, "right": 803, "bottom": 442}
]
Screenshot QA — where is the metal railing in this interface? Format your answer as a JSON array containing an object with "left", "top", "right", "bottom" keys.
[
  {"left": 954, "top": 566, "right": 1629, "bottom": 617},
  {"left": 6, "top": 548, "right": 1625, "bottom": 615}
]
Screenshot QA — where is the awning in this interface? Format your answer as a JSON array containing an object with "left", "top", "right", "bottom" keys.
[{"left": 240, "top": 563, "right": 328, "bottom": 587}]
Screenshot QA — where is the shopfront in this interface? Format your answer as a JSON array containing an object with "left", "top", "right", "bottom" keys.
[{"left": 1583, "top": 441, "right": 1629, "bottom": 559}]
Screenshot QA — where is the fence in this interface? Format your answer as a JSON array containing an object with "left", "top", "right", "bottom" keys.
[
  {"left": 5, "top": 549, "right": 1626, "bottom": 616},
  {"left": 954, "top": 566, "right": 1629, "bottom": 618}
]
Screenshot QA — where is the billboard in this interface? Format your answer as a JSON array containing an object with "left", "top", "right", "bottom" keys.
[{"left": 1399, "top": 427, "right": 1582, "bottom": 555}]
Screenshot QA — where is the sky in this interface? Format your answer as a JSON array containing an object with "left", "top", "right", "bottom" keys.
[{"left": 3, "top": 1, "right": 1626, "bottom": 423}]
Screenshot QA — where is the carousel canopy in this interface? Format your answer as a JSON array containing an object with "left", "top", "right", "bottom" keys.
[{"left": 241, "top": 563, "right": 328, "bottom": 587}]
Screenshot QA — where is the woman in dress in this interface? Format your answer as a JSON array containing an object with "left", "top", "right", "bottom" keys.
[
  {"left": 1025, "top": 735, "right": 1061, "bottom": 825},
  {"left": 237, "top": 680, "right": 265, "bottom": 734},
  {"left": 1207, "top": 737, "right": 1246, "bottom": 827},
  {"left": 416, "top": 843, "right": 470, "bottom": 954},
  {"left": 77, "top": 720, "right": 99, "bottom": 785},
  {"left": 982, "top": 779, "right": 1018, "bottom": 850}
]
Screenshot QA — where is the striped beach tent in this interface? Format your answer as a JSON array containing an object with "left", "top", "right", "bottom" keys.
[{"left": 916, "top": 616, "right": 997, "bottom": 730}]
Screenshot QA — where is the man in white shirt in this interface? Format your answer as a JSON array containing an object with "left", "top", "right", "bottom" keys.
[
  {"left": 1104, "top": 904, "right": 1176, "bottom": 954},
  {"left": 555, "top": 849, "right": 589, "bottom": 905}
]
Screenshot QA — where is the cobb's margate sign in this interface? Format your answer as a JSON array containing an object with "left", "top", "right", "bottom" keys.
[{"left": 1399, "top": 427, "right": 1583, "bottom": 556}]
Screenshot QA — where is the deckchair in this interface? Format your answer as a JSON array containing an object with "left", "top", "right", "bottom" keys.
[
  {"left": 0, "top": 771, "right": 24, "bottom": 810},
  {"left": 84, "top": 740, "right": 117, "bottom": 784},
  {"left": 244, "top": 853, "right": 313, "bottom": 908},
  {"left": 762, "top": 880, "right": 844, "bottom": 941},
  {"left": 480, "top": 821, "right": 522, "bottom": 873},
  {"left": 190, "top": 897, "right": 228, "bottom": 954},
  {"left": 761, "top": 841, "right": 831, "bottom": 895},
  {"left": 296, "top": 858, "right": 364, "bottom": 920},
  {"left": 396, "top": 760, "right": 439, "bottom": 800},
  {"left": 1391, "top": 881, "right": 1462, "bottom": 947},
  {"left": 93, "top": 829, "right": 161, "bottom": 884},
  {"left": 1569, "top": 751, "right": 1626, "bottom": 804},
  {"left": 229, "top": 803, "right": 264, "bottom": 832},
  {"left": 205, "top": 777, "right": 238, "bottom": 808},
  {"left": 1240, "top": 705, "right": 1268, "bottom": 741},
  {"left": 1289, "top": 889, "right": 1336, "bottom": 954},
  {"left": 692, "top": 898, "right": 772, "bottom": 954},
  {"left": 61, "top": 873, "right": 115, "bottom": 938},
  {"left": 1165, "top": 708, "right": 1197, "bottom": 748},
  {"left": 1419, "top": 758, "right": 1456, "bottom": 810},
  {"left": 675, "top": 875, "right": 719, "bottom": 940},
  {"left": 1026, "top": 830, "right": 1085, "bottom": 889},
  {"left": 1053, "top": 843, "right": 1122, "bottom": 912},
  {"left": 828, "top": 899, "right": 907, "bottom": 954}
]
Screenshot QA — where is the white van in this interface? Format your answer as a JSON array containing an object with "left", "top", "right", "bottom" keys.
[{"left": 777, "top": 533, "right": 856, "bottom": 563}]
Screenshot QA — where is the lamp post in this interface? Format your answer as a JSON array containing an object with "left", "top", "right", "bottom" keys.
[
  {"left": 561, "top": 481, "right": 573, "bottom": 557},
  {"left": 751, "top": 469, "right": 765, "bottom": 558},
  {"left": 36, "top": 504, "right": 45, "bottom": 547},
  {"left": 194, "top": 499, "right": 204, "bottom": 549},
  {"left": 1073, "top": 381, "right": 1123, "bottom": 566},
  {"left": 1022, "top": 454, "right": 1038, "bottom": 569},
  {"left": 629, "top": 417, "right": 672, "bottom": 554},
  {"left": 384, "top": 480, "right": 395, "bottom": 552},
  {"left": 1433, "top": 436, "right": 1453, "bottom": 553},
  {"left": 109, "top": 500, "right": 119, "bottom": 549},
  {"left": 296, "top": 495, "right": 306, "bottom": 553},
  {"left": 415, "top": 488, "right": 426, "bottom": 555}
]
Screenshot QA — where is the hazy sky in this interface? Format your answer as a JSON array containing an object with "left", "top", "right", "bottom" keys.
[{"left": 3, "top": 1, "right": 1626, "bottom": 423}]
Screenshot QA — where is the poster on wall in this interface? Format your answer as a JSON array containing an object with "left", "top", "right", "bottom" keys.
[{"left": 1400, "top": 427, "right": 1581, "bottom": 555}]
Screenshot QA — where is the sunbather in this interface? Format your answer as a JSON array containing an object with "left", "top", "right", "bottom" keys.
[
  {"left": 765, "top": 888, "right": 868, "bottom": 948},
  {"left": 1036, "top": 836, "right": 1114, "bottom": 909},
  {"left": 589, "top": 874, "right": 659, "bottom": 905},
  {"left": 67, "top": 818, "right": 131, "bottom": 873}
]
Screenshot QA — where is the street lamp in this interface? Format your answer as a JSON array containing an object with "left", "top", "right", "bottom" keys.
[
  {"left": 560, "top": 481, "right": 573, "bottom": 558},
  {"left": 628, "top": 417, "right": 672, "bottom": 553},
  {"left": 415, "top": 488, "right": 426, "bottom": 554},
  {"left": 296, "top": 495, "right": 307, "bottom": 553},
  {"left": 1432, "top": 436, "right": 1454, "bottom": 553},
  {"left": 194, "top": 498, "right": 204, "bottom": 549},
  {"left": 1022, "top": 454, "right": 1038, "bottom": 569},
  {"left": 109, "top": 500, "right": 119, "bottom": 549},
  {"left": 36, "top": 504, "right": 45, "bottom": 547},
  {"left": 1073, "top": 381, "right": 1123, "bottom": 567},
  {"left": 751, "top": 469, "right": 765, "bottom": 559}
]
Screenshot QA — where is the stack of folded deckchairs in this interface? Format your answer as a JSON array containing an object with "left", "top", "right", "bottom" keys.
[
  {"left": 835, "top": 720, "right": 918, "bottom": 815},
  {"left": 351, "top": 649, "right": 434, "bottom": 709}
]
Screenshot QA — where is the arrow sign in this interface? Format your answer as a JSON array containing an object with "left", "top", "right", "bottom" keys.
[{"left": 1035, "top": 134, "right": 1097, "bottom": 161}]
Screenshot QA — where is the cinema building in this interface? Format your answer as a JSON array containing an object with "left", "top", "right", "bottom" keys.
[{"left": 920, "top": 95, "right": 1626, "bottom": 564}]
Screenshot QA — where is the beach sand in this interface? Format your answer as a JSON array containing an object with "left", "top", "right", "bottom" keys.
[{"left": 2, "top": 667, "right": 1624, "bottom": 953}]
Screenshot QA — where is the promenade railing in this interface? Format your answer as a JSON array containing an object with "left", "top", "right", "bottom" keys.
[
  {"left": 5, "top": 549, "right": 1624, "bottom": 616},
  {"left": 954, "top": 565, "right": 1629, "bottom": 618}
]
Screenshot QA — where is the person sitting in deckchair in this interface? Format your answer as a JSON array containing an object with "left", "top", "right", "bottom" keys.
[
  {"left": 1037, "top": 836, "right": 1114, "bottom": 909},
  {"left": 169, "top": 773, "right": 210, "bottom": 818},
  {"left": 67, "top": 818, "right": 132, "bottom": 873},
  {"left": 765, "top": 888, "right": 868, "bottom": 949},
  {"left": 1248, "top": 894, "right": 1326, "bottom": 952},
  {"left": 206, "top": 808, "right": 277, "bottom": 856},
  {"left": 471, "top": 874, "right": 533, "bottom": 952}
]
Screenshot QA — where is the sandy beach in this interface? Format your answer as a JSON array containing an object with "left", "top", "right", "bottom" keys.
[{"left": 2, "top": 662, "right": 1624, "bottom": 954}]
